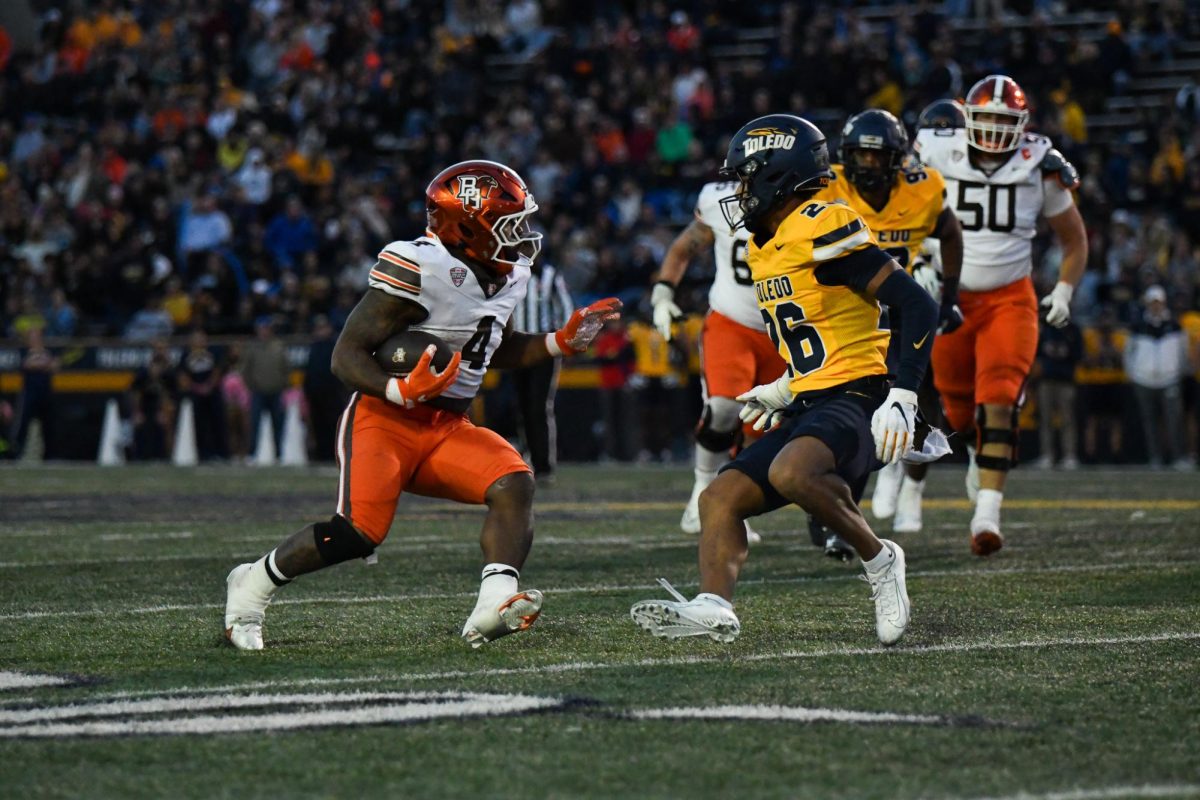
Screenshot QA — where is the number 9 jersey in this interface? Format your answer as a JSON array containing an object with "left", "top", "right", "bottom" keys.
[
  {"left": 694, "top": 181, "right": 764, "bottom": 331},
  {"left": 747, "top": 200, "right": 890, "bottom": 395},
  {"left": 915, "top": 127, "right": 1077, "bottom": 292}
]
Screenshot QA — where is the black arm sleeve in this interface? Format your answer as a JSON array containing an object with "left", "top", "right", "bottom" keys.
[
  {"left": 813, "top": 245, "right": 893, "bottom": 292},
  {"left": 873, "top": 269, "right": 939, "bottom": 392}
]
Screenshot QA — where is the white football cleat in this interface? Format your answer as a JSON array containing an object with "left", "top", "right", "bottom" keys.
[
  {"left": 461, "top": 589, "right": 544, "bottom": 649},
  {"left": 870, "top": 460, "right": 903, "bottom": 519},
  {"left": 865, "top": 541, "right": 910, "bottom": 646},
  {"left": 965, "top": 444, "right": 980, "bottom": 503},
  {"left": 680, "top": 484, "right": 703, "bottom": 534},
  {"left": 224, "top": 563, "right": 269, "bottom": 651},
  {"left": 630, "top": 579, "right": 740, "bottom": 642},
  {"left": 892, "top": 477, "right": 924, "bottom": 534}
]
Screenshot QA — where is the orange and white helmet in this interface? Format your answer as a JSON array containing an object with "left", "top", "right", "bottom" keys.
[
  {"left": 963, "top": 74, "right": 1030, "bottom": 153},
  {"left": 425, "top": 159, "right": 541, "bottom": 275}
]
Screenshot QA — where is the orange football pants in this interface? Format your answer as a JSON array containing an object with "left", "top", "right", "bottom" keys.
[
  {"left": 334, "top": 394, "right": 531, "bottom": 544},
  {"left": 932, "top": 277, "right": 1038, "bottom": 433},
  {"left": 701, "top": 309, "right": 787, "bottom": 399}
]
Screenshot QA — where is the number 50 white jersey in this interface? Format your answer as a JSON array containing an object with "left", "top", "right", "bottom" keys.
[
  {"left": 368, "top": 233, "right": 529, "bottom": 400},
  {"left": 915, "top": 128, "right": 1076, "bottom": 292},
  {"left": 694, "top": 181, "right": 765, "bottom": 330}
]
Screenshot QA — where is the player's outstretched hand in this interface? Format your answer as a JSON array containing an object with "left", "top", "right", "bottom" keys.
[
  {"left": 552, "top": 297, "right": 623, "bottom": 355},
  {"left": 650, "top": 282, "right": 683, "bottom": 341},
  {"left": 385, "top": 346, "right": 462, "bottom": 408},
  {"left": 1041, "top": 281, "right": 1074, "bottom": 328},
  {"left": 871, "top": 388, "right": 919, "bottom": 465},
  {"left": 736, "top": 374, "right": 794, "bottom": 432}
]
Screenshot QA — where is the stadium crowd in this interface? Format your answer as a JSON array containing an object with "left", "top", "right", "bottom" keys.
[{"left": 1, "top": 0, "right": 1198, "bottom": 465}]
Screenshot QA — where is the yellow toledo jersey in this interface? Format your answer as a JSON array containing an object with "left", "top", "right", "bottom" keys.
[
  {"left": 815, "top": 164, "right": 946, "bottom": 271},
  {"left": 748, "top": 201, "right": 889, "bottom": 394}
]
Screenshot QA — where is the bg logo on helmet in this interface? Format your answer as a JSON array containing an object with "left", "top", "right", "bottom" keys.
[
  {"left": 742, "top": 129, "right": 797, "bottom": 157},
  {"left": 456, "top": 175, "right": 499, "bottom": 210}
]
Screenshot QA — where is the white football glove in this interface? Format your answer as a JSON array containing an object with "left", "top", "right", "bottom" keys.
[
  {"left": 871, "top": 388, "right": 919, "bottom": 465},
  {"left": 736, "top": 374, "right": 794, "bottom": 432},
  {"left": 651, "top": 282, "right": 683, "bottom": 341},
  {"left": 1041, "top": 281, "right": 1074, "bottom": 328},
  {"left": 911, "top": 259, "right": 942, "bottom": 304}
]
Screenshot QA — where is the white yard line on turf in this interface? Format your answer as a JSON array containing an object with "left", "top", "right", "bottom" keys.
[
  {"left": 629, "top": 704, "right": 947, "bottom": 725},
  {"left": 957, "top": 784, "right": 1200, "bottom": 800},
  {"left": 1, "top": 559, "right": 1197, "bottom": 622},
  {"left": 55, "top": 631, "right": 1200, "bottom": 703},
  {"left": 0, "top": 672, "right": 71, "bottom": 691}
]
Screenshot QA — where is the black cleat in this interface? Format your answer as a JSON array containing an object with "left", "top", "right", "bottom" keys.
[{"left": 824, "top": 534, "right": 857, "bottom": 564}]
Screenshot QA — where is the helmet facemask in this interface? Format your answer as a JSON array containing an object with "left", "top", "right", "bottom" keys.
[
  {"left": 966, "top": 107, "right": 1029, "bottom": 153},
  {"left": 490, "top": 193, "right": 543, "bottom": 270},
  {"left": 843, "top": 145, "right": 905, "bottom": 191}
]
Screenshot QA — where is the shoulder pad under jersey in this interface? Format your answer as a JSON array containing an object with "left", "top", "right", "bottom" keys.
[{"left": 1039, "top": 147, "right": 1080, "bottom": 190}]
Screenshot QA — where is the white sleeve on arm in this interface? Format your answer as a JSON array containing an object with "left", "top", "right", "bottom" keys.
[{"left": 1042, "top": 178, "right": 1075, "bottom": 218}]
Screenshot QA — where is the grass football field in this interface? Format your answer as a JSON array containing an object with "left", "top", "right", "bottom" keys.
[{"left": 1, "top": 463, "right": 1198, "bottom": 800}]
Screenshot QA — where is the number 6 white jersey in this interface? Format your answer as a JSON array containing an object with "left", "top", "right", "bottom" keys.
[
  {"left": 915, "top": 128, "right": 1076, "bottom": 292},
  {"left": 694, "top": 181, "right": 764, "bottom": 330},
  {"left": 368, "top": 233, "right": 529, "bottom": 400}
]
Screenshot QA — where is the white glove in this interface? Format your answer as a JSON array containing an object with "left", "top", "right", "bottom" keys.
[
  {"left": 651, "top": 282, "right": 682, "bottom": 341},
  {"left": 911, "top": 260, "right": 942, "bottom": 304},
  {"left": 1041, "top": 281, "right": 1074, "bottom": 328},
  {"left": 871, "top": 388, "right": 919, "bottom": 465},
  {"left": 736, "top": 374, "right": 794, "bottom": 432}
]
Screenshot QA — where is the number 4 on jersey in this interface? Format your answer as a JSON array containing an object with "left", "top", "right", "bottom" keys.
[{"left": 461, "top": 316, "right": 495, "bottom": 369}]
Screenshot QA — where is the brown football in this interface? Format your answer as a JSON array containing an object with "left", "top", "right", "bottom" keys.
[{"left": 372, "top": 330, "right": 456, "bottom": 375}]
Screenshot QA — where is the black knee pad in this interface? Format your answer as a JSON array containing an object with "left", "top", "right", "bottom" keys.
[
  {"left": 975, "top": 406, "right": 1020, "bottom": 471},
  {"left": 313, "top": 514, "right": 375, "bottom": 565},
  {"left": 694, "top": 405, "right": 741, "bottom": 453}
]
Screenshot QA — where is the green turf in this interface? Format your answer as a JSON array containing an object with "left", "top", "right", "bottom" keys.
[{"left": 1, "top": 464, "right": 1198, "bottom": 800}]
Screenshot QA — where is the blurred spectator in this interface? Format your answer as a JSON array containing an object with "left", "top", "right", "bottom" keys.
[
  {"left": 593, "top": 318, "right": 635, "bottom": 461},
  {"left": 234, "top": 149, "right": 273, "bottom": 207},
  {"left": 1124, "top": 286, "right": 1192, "bottom": 469},
  {"left": 1079, "top": 307, "right": 1128, "bottom": 462},
  {"left": 43, "top": 290, "right": 77, "bottom": 338},
  {"left": 7, "top": 329, "right": 58, "bottom": 461},
  {"left": 179, "top": 330, "right": 227, "bottom": 462},
  {"left": 265, "top": 196, "right": 318, "bottom": 270},
  {"left": 162, "top": 278, "right": 193, "bottom": 330},
  {"left": 627, "top": 317, "right": 680, "bottom": 462},
  {"left": 128, "top": 340, "right": 176, "bottom": 461},
  {"left": 221, "top": 344, "right": 253, "bottom": 463},
  {"left": 1035, "top": 319, "right": 1083, "bottom": 469},
  {"left": 124, "top": 295, "right": 174, "bottom": 342},
  {"left": 302, "top": 314, "right": 346, "bottom": 462},
  {"left": 180, "top": 193, "right": 234, "bottom": 272},
  {"left": 242, "top": 316, "right": 291, "bottom": 460}
]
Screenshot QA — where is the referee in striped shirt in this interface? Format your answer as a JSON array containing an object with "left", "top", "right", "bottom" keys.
[{"left": 511, "top": 261, "right": 574, "bottom": 485}]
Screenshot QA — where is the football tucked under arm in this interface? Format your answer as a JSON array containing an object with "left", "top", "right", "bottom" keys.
[{"left": 330, "top": 289, "right": 429, "bottom": 399}]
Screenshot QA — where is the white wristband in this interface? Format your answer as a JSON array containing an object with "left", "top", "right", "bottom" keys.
[
  {"left": 385, "top": 376, "right": 406, "bottom": 406},
  {"left": 545, "top": 332, "right": 563, "bottom": 358}
]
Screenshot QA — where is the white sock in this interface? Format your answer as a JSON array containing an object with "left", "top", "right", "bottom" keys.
[
  {"left": 695, "top": 592, "right": 733, "bottom": 609},
  {"left": 694, "top": 444, "right": 729, "bottom": 488},
  {"left": 972, "top": 489, "right": 1003, "bottom": 532},
  {"left": 475, "top": 563, "right": 519, "bottom": 611},
  {"left": 863, "top": 542, "right": 895, "bottom": 574},
  {"left": 250, "top": 549, "right": 288, "bottom": 596},
  {"left": 899, "top": 477, "right": 925, "bottom": 498}
]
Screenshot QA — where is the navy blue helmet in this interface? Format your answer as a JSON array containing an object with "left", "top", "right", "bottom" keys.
[
  {"left": 718, "top": 114, "right": 833, "bottom": 233},
  {"left": 837, "top": 109, "right": 909, "bottom": 192},
  {"left": 917, "top": 98, "right": 967, "bottom": 131}
]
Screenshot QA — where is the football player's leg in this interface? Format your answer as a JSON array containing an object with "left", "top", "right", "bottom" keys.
[
  {"left": 409, "top": 421, "right": 541, "bottom": 647},
  {"left": 932, "top": 316, "right": 979, "bottom": 499},
  {"left": 225, "top": 396, "right": 407, "bottom": 650},
  {"left": 765, "top": 394, "right": 909, "bottom": 645},
  {"left": 970, "top": 283, "right": 1038, "bottom": 555},
  {"left": 894, "top": 372, "right": 943, "bottom": 534},
  {"left": 683, "top": 312, "right": 758, "bottom": 534}
]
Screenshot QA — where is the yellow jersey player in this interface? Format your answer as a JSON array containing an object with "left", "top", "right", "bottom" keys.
[
  {"left": 632, "top": 115, "right": 940, "bottom": 647},
  {"left": 814, "top": 109, "right": 964, "bottom": 539}
]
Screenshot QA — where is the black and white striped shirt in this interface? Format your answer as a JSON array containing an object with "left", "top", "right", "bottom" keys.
[{"left": 512, "top": 263, "right": 573, "bottom": 334}]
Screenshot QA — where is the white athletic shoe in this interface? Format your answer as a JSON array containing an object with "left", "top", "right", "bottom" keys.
[
  {"left": 461, "top": 589, "right": 544, "bottom": 649},
  {"left": 630, "top": 579, "right": 741, "bottom": 642},
  {"left": 965, "top": 444, "right": 980, "bottom": 503},
  {"left": 892, "top": 477, "right": 924, "bottom": 534},
  {"left": 865, "top": 541, "right": 910, "bottom": 646},
  {"left": 680, "top": 484, "right": 703, "bottom": 534},
  {"left": 870, "top": 460, "right": 904, "bottom": 519},
  {"left": 224, "top": 563, "right": 269, "bottom": 651}
]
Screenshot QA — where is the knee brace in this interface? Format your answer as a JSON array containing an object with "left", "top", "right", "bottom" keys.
[
  {"left": 314, "top": 514, "right": 376, "bottom": 565},
  {"left": 974, "top": 405, "right": 1020, "bottom": 471},
  {"left": 694, "top": 397, "right": 743, "bottom": 453}
]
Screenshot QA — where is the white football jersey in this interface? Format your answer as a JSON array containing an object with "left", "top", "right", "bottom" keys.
[
  {"left": 694, "top": 181, "right": 763, "bottom": 330},
  {"left": 916, "top": 128, "right": 1067, "bottom": 292},
  {"left": 368, "top": 234, "right": 529, "bottom": 400}
]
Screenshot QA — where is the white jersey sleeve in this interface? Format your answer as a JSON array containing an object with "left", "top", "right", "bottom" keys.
[
  {"left": 372, "top": 235, "right": 530, "bottom": 400},
  {"left": 693, "top": 181, "right": 763, "bottom": 330},
  {"left": 919, "top": 130, "right": 1059, "bottom": 292}
]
